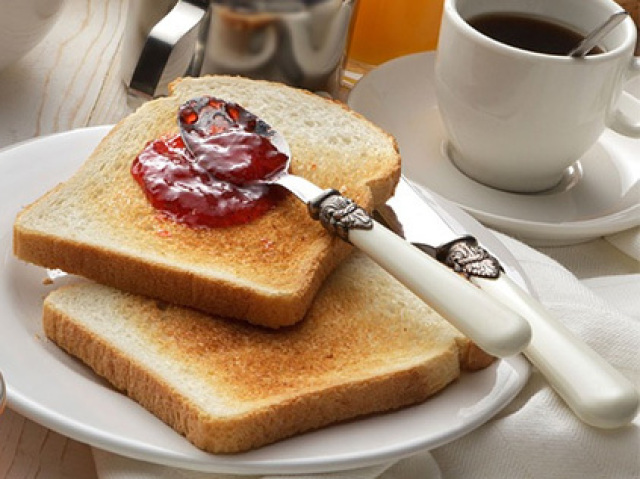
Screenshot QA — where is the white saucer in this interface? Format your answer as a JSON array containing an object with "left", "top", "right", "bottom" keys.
[{"left": 348, "top": 52, "right": 640, "bottom": 246}]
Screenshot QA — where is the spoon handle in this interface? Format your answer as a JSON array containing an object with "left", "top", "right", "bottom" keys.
[
  {"left": 278, "top": 177, "right": 531, "bottom": 357},
  {"left": 568, "top": 11, "right": 628, "bottom": 57}
]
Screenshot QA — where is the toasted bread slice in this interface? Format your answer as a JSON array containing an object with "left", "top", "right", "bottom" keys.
[
  {"left": 43, "top": 251, "right": 493, "bottom": 454},
  {"left": 14, "top": 76, "right": 400, "bottom": 328}
]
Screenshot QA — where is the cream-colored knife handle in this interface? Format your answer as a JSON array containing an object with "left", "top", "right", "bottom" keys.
[
  {"left": 349, "top": 222, "right": 532, "bottom": 358},
  {"left": 474, "top": 274, "right": 639, "bottom": 428}
]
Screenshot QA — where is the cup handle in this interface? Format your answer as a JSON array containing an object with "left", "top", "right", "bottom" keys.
[
  {"left": 608, "top": 56, "right": 640, "bottom": 137},
  {"left": 128, "top": 0, "right": 209, "bottom": 99}
]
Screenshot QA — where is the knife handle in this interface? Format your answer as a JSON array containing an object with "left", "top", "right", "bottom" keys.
[
  {"left": 474, "top": 274, "right": 639, "bottom": 428},
  {"left": 348, "top": 222, "right": 532, "bottom": 358}
]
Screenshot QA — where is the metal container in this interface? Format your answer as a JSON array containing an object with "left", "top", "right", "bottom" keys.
[{"left": 121, "top": 0, "right": 358, "bottom": 100}]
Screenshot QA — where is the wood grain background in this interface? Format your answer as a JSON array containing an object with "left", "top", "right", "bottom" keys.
[{"left": 0, "top": 2, "right": 128, "bottom": 476}]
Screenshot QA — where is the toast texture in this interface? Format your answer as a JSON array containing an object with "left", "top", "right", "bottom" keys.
[
  {"left": 43, "top": 252, "right": 494, "bottom": 454},
  {"left": 14, "top": 76, "right": 400, "bottom": 328}
]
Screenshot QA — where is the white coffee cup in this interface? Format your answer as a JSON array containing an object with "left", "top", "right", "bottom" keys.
[{"left": 435, "top": 0, "right": 640, "bottom": 193}]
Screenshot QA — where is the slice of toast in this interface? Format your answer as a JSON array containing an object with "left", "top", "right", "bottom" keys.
[
  {"left": 43, "top": 251, "right": 494, "bottom": 454},
  {"left": 14, "top": 76, "right": 400, "bottom": 328}
]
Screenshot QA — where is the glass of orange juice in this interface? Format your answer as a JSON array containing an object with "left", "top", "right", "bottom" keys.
[{"left": 345, "top": 0, "right": 444, "bottom": 84}]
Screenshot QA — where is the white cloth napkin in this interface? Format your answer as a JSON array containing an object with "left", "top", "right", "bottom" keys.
[
  {"left": 606, "top": 226, "right": 640, "bottom": 262},
  {"left": 92, "top": 232, "right": 640, "bottom": 479}
]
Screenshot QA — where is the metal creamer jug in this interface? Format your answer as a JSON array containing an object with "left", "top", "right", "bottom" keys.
[{"left": 122, "top": 0, "right": 358, "bottom": 100}]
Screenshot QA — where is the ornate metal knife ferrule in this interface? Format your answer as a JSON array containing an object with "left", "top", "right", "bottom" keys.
[
  {"left": 438, "top": 236, "right": 502, "bottom": 279},
  {"left": 308, "top": 189, "right": 373, "bottom": 241}
]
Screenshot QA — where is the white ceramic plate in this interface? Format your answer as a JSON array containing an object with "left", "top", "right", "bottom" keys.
[
  {"left": 0, "top": 126, "right": 529, "bottom": 474},
  {"left": 348, "top": 52, "right": 640, "bottom": 246}
]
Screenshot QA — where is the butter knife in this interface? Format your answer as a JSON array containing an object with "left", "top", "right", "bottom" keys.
[{"left": 377, "top": 177, "right": 639, "bottom": 429}]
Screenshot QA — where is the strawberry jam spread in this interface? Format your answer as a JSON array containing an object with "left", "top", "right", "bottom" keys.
[{"left": 131, "top": 97, "right": 289, "bottom": 228}]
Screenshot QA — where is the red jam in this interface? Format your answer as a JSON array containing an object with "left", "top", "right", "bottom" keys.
[{"left": 131, "top": 97, "right": 289, "bottom": 228}]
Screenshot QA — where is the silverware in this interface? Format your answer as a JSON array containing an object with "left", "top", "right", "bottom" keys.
[
  {"left": 568, "top": 11, "right": 628, "bottom": 57},
  {"left": 377, "top": 177, "right": 639, "bottom": 428},
  {"left": 177, "top": 96, "right": 532, "bottom": 358}
]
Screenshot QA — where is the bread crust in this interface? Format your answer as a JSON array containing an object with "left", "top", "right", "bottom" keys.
[
  {"left": 44, "top": 300, "right": 459, "bottom": 453},
  {"left": 14, "top": 76, "right": 401, "bottom": 328},
  {"left": 42, "top": 251, "right": 494, "bottom": 454},
  {"left": 454, "top": 337, "right": 495, "bottom": 371}
]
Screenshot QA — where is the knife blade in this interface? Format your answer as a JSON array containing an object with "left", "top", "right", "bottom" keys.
[{"left": 377, "top": 177, "right": 639, "bottom": 429}]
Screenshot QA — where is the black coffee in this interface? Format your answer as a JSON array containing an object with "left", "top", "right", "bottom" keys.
[{"left": 468, "top": 13, "right": 604, "bottom": 56}]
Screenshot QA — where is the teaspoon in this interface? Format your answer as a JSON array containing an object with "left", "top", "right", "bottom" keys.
[
  {"left": 568, "top": 11, "right": 628, "bottom": 57},
  {"left": 177, "top": 96, "right": 532, "bottom": 358}
]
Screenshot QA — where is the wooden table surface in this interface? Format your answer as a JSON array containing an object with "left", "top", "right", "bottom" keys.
[{"left": 0, "top": 1, "right": 130, "bottom": 477}]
